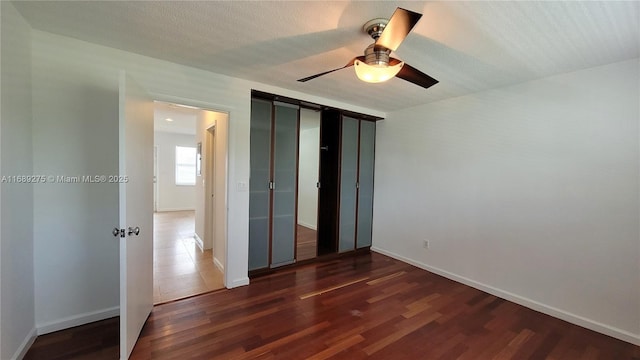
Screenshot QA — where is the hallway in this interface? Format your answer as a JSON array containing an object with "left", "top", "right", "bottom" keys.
[{"left": 153, "top": 210, "right": 224, "bottom": 303}]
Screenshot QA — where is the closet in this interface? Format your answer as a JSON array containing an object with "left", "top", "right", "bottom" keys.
[
  {"left": 249, "top": 98, "right": 299, "bottom": 270},
  {"left": 338, "top": 117, "right": 375, "bottom": 252},
  {"left": 249, "top": 92, "right": 378, "bottom": 274}
]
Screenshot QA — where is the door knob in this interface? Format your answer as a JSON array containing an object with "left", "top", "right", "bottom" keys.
[{"left": 128, "top": 226, "right": 140, "bottom": 236}]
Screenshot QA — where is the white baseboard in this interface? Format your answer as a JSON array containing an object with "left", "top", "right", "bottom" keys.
[
  {"left": 213, "top": 256, "right": 224, "bottom": 273},
  {"left": 297, "top": 221, "right": 317, "bottom": 231},
  {"left": 228, "top": 277, "right": 249, "bottom": 289},
  {"left": 371, "top": 246, "right": 640, "bottom": 346},
  {"left": 36, "top": 306, "right": 119, "bottom": 336},
  {"left": 194, "top": 234, "right": 204, "bottom": 252},
  {"left": 11, "top": 327, "right": 36, "bottom": 360},
  {"left": 155, "top": 208, "right": 195, "bottom": 212}
]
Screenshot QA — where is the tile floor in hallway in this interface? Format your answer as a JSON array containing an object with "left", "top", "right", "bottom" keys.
[{"left": 154, "top": 210, "right": 225, "bottom": 304}]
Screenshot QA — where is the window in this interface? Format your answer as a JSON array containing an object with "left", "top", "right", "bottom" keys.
[{"left": 175, "top": 146, "right": 196, "bottom": 186}]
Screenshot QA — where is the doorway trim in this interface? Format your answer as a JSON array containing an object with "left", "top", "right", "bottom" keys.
[
  {"left": 205, "top": 124, "right": 223, "bottom": 272},
  {"left": 151, "top": 93, "right": 231, "bottom": 288}
]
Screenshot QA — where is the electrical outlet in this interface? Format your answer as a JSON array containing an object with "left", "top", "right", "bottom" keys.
[
  {"left": 236, "top": 181, "right": 248, "bottom": 192},
  {"left": 423, "top": 240, "right": 429, "bottom": 249}
]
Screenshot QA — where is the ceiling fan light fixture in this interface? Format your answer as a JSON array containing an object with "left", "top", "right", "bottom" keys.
[
  {"left": 354, "top": 59, "right": 404, "bottom": 83},
  {"left": 297, "top": 8, "right": 438, "bottom": 90}
]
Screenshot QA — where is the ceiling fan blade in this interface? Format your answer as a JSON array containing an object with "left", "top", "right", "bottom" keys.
[
  {"left": 396, "top": 63, "right": 439, "bottom": 89},
  {"left": 375, "top": 8, "right": 422, "bottom": 51},
  {"left": 297, "top": 57, "right": 363, "bottom": 82}
]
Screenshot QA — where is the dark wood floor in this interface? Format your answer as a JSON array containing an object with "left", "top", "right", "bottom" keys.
[
  {"left": 25, "top": 252, "right": 640, "bottom": 359},
  {"left": 24, "top": 316, "right": 119, "bottom": 359},
  {"left": 296, "top": 224, "right": 317, "bottom": 261}
]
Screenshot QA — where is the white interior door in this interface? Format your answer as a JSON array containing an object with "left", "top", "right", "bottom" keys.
[
  {"left": 119, "top": 72, "right": 154, "bottom": 359},
  {"left": 153, "top": 146, "right": 158, "bottom": 212}
]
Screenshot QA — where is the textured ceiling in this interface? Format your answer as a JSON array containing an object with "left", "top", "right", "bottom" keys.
[{"left": 13, "top": 1, "right": 640, "bottom": 112}]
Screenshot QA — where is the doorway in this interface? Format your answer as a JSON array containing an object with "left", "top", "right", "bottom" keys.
[
  {"left": 205, "top": 126, "right": 217, "bottom": 266},
  {"left": 152, "top": 101, "right": 228, "bottom": 304}
]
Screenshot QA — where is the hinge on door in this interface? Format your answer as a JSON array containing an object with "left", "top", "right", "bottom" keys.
[
  {"left": 120, "top": 229, "right": 125, "bottom": 238},
  {"left": 316, "top": 182, "right": 321, "bottom": 189},
  {"left": 269, "top": 181, "right": 275, "bottom": 190},
  {"left": 356, "top": 182, "right": 360, "bottom": 189}
]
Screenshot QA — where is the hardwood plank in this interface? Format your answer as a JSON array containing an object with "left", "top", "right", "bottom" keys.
[
  {"left": 362, "top": 311, "right": 442, "bottom": 355},
  {"left": 296, "top": 224, "right": 317, "bottom": 261},
  {"left": 23, "top": 252, "right": 640, "bottom": 360},
  {"left": 305, "top": 334, "right": 365, "bottom": 360},
  {"left": 299, "top": 277, "right": 369, "bottom": 299},
  {"left": 23, "top": 317, "right": 119, "bottom": 360},
  {"left": 365, "top": 270, "right": 405, "bottom": 285},
  {"left": 402, "top": 293, "right": 440, "bottom": 318},
  {"left": 237, "top": 321, "right": 332, "bottom": 359}
]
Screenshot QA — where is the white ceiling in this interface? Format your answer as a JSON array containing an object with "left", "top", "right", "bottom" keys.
[
  {"left": 13, "top": 1, "right": 640, "bottom": 112},
  {"left": 154, "top": 102, "right": 197, "bottom": 135}
]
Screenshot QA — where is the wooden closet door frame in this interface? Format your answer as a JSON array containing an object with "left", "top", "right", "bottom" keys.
[
  {"left": 338, "top": 117, "right": 376, "bottom": 252},
  {"left": 353, "top": 119, "right": 363, "bottom": 251},
  {"left": 269, "top": 102, "right": 300, "bottom": 268},
  {"left": 355, "top": 119, "right": 376, "bottom": 250},
  {"left": 293, "top": 110, "right": 300, "bottom": 262},
  {"left": 267, "top": 102, "right": 276, "bottom": 268}
]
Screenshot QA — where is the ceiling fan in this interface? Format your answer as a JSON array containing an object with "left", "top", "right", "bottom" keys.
[{"left": 297, "top": 7, "right": 438, "bottom": 90}]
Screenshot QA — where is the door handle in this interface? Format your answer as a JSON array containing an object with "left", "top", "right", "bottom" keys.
[{"left": 128, "top": 226, "right": 140, "bottom": 236}]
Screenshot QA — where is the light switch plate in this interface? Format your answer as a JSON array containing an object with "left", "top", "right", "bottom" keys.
[{"left": 236, "top": 181, "right": 248, "bottom": 191}]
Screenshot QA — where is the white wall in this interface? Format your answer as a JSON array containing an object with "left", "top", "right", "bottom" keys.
[
  {"left": 0, "top": 2, "right": 36, "bottom": 359},
  {"left": 194, "top": 110, "right": 229, "bottom": 271},
  {"left": 194, "top": 110, "right": 213, "bottom": 250},
  {"left": 213, "top": 114, "right": 229, "bottom": 273},
  {"left": 32, "top": 37, "right": 121, "bottom": 333},
  {"left": 154, "top": 131, "right": 196, "bottom": 212},
  {"left": 372, "top": 59, "right": 640, "bottom": 344},
  {"left": 28, "top": 29, "right": 382, "bottom": 331},
  {"left": 297, "top": 110, "right": 320, "bottom": 229}
]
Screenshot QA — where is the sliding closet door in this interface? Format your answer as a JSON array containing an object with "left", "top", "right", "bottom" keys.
[
  {"left": 271, "top": 104, "right": 298, "bottom": 267},
  {"left": 339, "top": 116, "right": 359, "bottom": 252},
  {"left": 249, "top": 99, "right": 272, "bottom": 271},
  {"left": 357, "top": 120, "right": 375, "bottom": 248}
]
